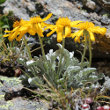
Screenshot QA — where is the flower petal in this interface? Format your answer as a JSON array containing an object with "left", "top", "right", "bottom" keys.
[
  {"left": 74, "top": 21, "right": 94, "bottom": 29},
  {"left": 8, "top": 31, "right": 19, "bottom": 41},
  {"left": 72, "top": 30, "right": 83, "bottom": 38},
  {"left": 41, "top": 22, "right": 50, "bottom": 28},
  {"left": 38, "top": 23, "right": 44, "bottom": 37},
  {"left": 65, "top": 26, "right": 71, "bottom": 37},
  {"left": 75, "top": 36, "right": 80, "bottom": 43},
  {"left": 89, "top": 26, "right": 106, "bottom": 35},
  {"left": 72, "top": 30, "right": 84, "bottom": 42},
  {"left": 57, "top": 31, "right": 63, "bottom": 42},
  {"left": 28, "top": 29, "right": 36, "bottom": 35},
  {"left": 4, "top": 30, "right": 11, "bottom": 33},
  {"left": 44, "top": 25, "right": 56, "bottom": 31},
  {"left": 89, "top": 31, "right": 95, "bottom": 41},
  {"left": 42, "top": 13, "right": 52, "bottom": 21},
  {"left": 28, "top": 24, "right": 36, "bottom": 35},
  {"left": 71, "top": 20, "right": 83, "bottom": 27},
  {"left": 16, "top": 32, "right": 25, "bottom": 41},
  {"left": 35, "top": 23, "right": 44, "bottom": 37},
  {"left": 3, "top": 34, "right": 10, "bottom": 37},
  {"left": 47, "top": 29, "right": 56, "bottom": 37}
]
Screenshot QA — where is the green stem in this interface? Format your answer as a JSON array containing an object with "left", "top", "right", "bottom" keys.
[
  {"left": 62, "top": 38, "right": 65, "bottom": 48},
  {"left": 38, "top": 35, "right": 46, "bottom": 60},
  {"left": 23, "top": 36, "right": 32, "bottom": 60},
  {"left": 89, "top": 36, "right": 92, "bottom": 67},
  {"left": 81, "top": 36, "right": 87, "bottom": 66}
]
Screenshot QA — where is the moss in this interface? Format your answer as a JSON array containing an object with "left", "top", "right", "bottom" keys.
[
  {"left": 0, "top": 94, "right": 4, "bottom": 99},
  {"left": 0, "top": 76, "right": 21, "bottom": 85}
]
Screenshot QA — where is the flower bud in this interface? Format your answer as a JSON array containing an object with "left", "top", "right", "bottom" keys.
[
  {"left": 82, "top": 104, "right": 90, "bottom": 110},
  {"left": 96, "top": 106, "right": 104, "bottom": 110},
  {"left": 103, "top": 105, "right": 110, "bottom": 110}
]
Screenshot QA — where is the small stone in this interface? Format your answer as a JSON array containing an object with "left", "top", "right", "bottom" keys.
[
  {"left": 27, "top": 3, "right": 35, "bottom": 12},
  {"left": 3, "top": 7, "right": 10, "bottom": 14},
  {"left": 104, "top": 77, "right": 110, "bottom": 90},
  {"left": 85, "top": 0, "right": 96, "bottom": 10}
]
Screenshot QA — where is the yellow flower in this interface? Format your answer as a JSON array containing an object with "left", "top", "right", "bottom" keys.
[
  {"left": 29, "top": 13, "right": 52, "bottom": 37},
  {"left": 46, "top": 17, "right": 82, "bottom": 42},
  {"left": 71, "top": 21, "right": 107, "bottom": 42},
  {"left": 3, "top": 13, "right": 52, "bottom": 41},
  {"left": 3, "top": 19, "right": 29, "bottom": 41},
  {"left": 13, "top": 21, "right": 20, "bottom": 28}
]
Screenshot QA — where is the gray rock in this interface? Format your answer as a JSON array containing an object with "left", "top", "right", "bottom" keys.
[
  {"left": 1, "top": 0, "right": 36, "bottom": 20},
  {"left": 0, "top": 76, "right": 49, "bottom": 110},
  {"left": 97, "top": 0, "right": 110, "bottom": 11},
  {"left": 0, "top": 75, "right": 23, "bottom": 93},
  {"left": 85, "top": 0, "right": 96, "bottom": 10},
  {"left": 104, "top": 77, "right": 110, "bottom": 90},
  {"left": 40, "top": 0, "right": 88, "bottom": 21}
]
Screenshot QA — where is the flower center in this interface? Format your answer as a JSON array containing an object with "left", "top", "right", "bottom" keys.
[
  {"left": 30, "top": 16, "right": 42, "bottom": 24},
  {"left": 56, "top": 17, "right": 71, "bottom": 27},
  {"left": 78, "top": 21, "right": 94, "bottom": 30}
]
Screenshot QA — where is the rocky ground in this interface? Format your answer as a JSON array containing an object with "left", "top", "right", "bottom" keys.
[
  {"left": 0, "top": 0, "right": 110, "bottom": 110},
  {"left": 0, "top": 76, "right": 49, "bottom": 110}
]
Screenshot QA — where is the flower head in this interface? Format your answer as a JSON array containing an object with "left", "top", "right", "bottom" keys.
[
  {"left": 13, "top": 20, "right": 20, "bottom": 28},
  {"left": 71, "top": 21, "right": 106, "bottom": 42},
  {"left": 46, "top": 17, "right": 82, "bottom": 42},
  {"left": 3, "top": 13, "right": 52, "bottom": 41},
  {"left": 3, "top": 19, "right": 29, "bottom": 41},
  {"left": 29, "top": 13, "right": 52, "bottom": 37}
]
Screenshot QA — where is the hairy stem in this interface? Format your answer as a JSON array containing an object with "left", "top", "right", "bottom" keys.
[
  {"left": 23, "top": 36, "right": 32, "bottom": 60},
  {"left": 38, "top": 35, "right": 46, "bottom": 60},
  {"left": 81, "top": 35, "right": 87, "bottom": 66},
  {"left": 89, "top": 36, "right": 92, "bottom": 67}
]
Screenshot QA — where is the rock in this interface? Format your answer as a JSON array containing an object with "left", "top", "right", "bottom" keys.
[
  {"left": 0, "top": 75, "right": 23, "bottom": 93},
  {"left": 104, "top": 77, "right": 110, "bottom": 90},
  {"left": 101, "top": 14, "right": 110, "bottom": 25},
  {"left": 40, "top": 0, "right": 88, "bottom": 21},
  {"left": 1, "top": 0, "right": 36, "bottom": 20},
  {"left": 96, "top": 0, "right": 110, "bottom": 11},
  {"left": 0, "top": 76, "right": 49, "bottom": 110},
  {"left": 84, "top": 0, "right": 96, "bottom": 10}
]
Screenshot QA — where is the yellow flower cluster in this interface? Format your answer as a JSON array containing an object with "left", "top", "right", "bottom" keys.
[
  {"left": 46, "top": 19, "right": 106, "bottom": 42},
  {"left": 3, "top": 14, "right": 107, "bottom": 43},
  {"left": 3, "top": 13, "right": 52, "bottom": 41}
]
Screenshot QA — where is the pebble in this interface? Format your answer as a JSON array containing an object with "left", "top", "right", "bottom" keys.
[
  {"left": 85, "top": 0, "right": 96, "bottom": 10},
  {"left": 104, "top": 77, "right": 110, "bottom": 90}
]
